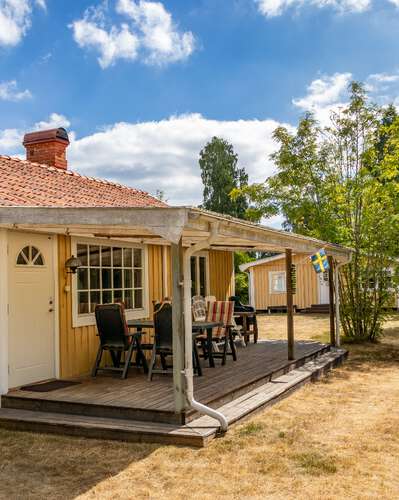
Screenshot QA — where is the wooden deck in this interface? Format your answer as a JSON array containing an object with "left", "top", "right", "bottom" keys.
[{"left": 3, "top": 340, "right": 329, "bottom": 425}]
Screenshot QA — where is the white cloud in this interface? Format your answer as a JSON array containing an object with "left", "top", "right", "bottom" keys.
[
  {"left": 0, "top": 127, "right": 21, "bottom": 150},
  {"left": 116, "top": 0, "right": 195, "bottom": 65},
  {"left": 0, "top": 0, "right": 45, "bottom": 47},
  {"left": 256, "top": 0, "right": 371, "bottom": 17},
  {"left": 71, "top": 0, "right": 195, "bottom": 68},
  {"left": 0, "top": 80, "right": 31, "bottom": 101},
  {"left": 72, "top": 18, "right": 139, "bottom": 69},
  {"left": 34, "top": 112, "right": 71, "bottom": 130},
  {"left": 71, "top": 3, "right": 139, "bottom": 69},
  {"left": 292, "top": 72, "right": 352, "bottom": 124},
  {"left": 368, "top": 72, "right": 399, "bottom": 83},
  {"left": 66, "top": 114, "right": 284, "bottom": 205}
]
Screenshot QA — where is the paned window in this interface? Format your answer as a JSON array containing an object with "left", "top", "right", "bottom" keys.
[
  {"left": 269, "top": 271, "right": 286, "bottom": 293},
  {"left": 16, "top": 246, "right": 45, "bottom": 266},
  {"left": 76, "top": 243, "right": 144, "bottom": 315}
]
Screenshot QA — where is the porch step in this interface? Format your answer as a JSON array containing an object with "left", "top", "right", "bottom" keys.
[
  {"left": 0, "top": 348, "right": 347, "bottom": 447},
  {"left": 0, "top": 408, "right": 212, "bottom": 447},
  {"left": 1, "top": 395, "right": 183, "bottom": 425},
  {"left": 192, "top": 347, "right": 348, "bottom": 431},
  {"left": 185, "top": 343, "right": 331, "bottom": 421}
]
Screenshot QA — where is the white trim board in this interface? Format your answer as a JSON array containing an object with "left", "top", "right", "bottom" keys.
[
  {"left": 0, "top": 229, "right": 8, "bottom": 396},
  {"left": 239, "top": 253, "right": 287, "bottom": 272}
]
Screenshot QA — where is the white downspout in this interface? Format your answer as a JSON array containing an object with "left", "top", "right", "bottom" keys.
[
  {"left": 334, "top": 253, "right": 352, "bottom": 347},
  {"left": 182, "top": 223, "right": 228, "bottom": 433}
]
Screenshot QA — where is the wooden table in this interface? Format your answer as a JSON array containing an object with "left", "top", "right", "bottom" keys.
[
  {"left": 234, "top": 311, "right": 258, "bottom": 343},
  {"left": 127, "top": 319, "right": 223, "bottom": 369}
]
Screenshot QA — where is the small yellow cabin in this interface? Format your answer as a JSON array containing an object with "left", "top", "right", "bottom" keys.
[{"left": 240, "top": 253, "right": 330, "bottom": 312}]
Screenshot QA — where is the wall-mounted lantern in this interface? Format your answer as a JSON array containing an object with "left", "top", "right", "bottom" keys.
[{"left": 65, "top": 255, "right": 82, "bottom": 274}]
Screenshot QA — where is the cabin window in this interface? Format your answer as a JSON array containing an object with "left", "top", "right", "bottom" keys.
[
  {"left": 75, "top": 243, "right": 145, "bottom": 316},
  {"left": 269, "top": 271, "right": 286, "bottom": 294},
  {"left": 16, "top": 245, "right": 45, "bottom": 266},
  {"left": 191, "top": 254, "right": 209, "bottom": 297}
]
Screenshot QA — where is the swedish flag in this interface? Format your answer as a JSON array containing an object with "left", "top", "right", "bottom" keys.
[{"left": 311, "top": 249, "right": 329, "bottom": 273}]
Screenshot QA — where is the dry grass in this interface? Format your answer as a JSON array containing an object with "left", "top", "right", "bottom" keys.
[{"left": 1, "top": 313, "right": 399, "bottom": 499}]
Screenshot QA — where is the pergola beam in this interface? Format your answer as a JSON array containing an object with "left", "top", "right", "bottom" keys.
[{"left": 0, "top": 206, "right": 352, "bottom": 261}]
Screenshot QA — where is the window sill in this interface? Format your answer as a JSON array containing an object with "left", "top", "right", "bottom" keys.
[{"left": 72, "top": 308, "right": 149, "bottom": 329}]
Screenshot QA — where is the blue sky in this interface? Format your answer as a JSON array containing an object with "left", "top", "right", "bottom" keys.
[{"left": 1, "top": 0, "right": 399, "bottom": 214}]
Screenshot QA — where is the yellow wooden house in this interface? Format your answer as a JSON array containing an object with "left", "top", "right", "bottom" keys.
[
  {"left": 240, "top": 253, "right": 331, "bottom": 312},
  {"left": 0, "top": 127, "right": 352, "bottom": 444}
]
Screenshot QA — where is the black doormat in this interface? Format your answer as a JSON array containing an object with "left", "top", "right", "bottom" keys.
[{"left": 20, "top": 380, "right": 81, "bottom": 392}]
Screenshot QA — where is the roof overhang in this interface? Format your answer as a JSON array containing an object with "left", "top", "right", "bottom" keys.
[{"left": 0, "top": 206, "right": 352, "bottom": 261}]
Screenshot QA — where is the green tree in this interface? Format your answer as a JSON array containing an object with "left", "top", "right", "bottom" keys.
[
  {"left": 235, "top": 83, "right": 399, "bottom": 341},
  {"left": 199, "top": 137, "right": 254, "bottom": 302},
  {"left": 199, "top": 137, "right": 249, "bottom": 218}
]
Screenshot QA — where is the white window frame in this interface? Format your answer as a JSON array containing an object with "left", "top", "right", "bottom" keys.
[
  {"left": 71, "top": 237, "right": 149, "bottom": 328},
  {"left": 269, "top": 270, "right": 286, "bottom": 294},
  {"left": 191, "top": 252, "right": 210, "bottom": 297},
  {"left": 15, "top": 245, "right": 47, "bottom": 268}
]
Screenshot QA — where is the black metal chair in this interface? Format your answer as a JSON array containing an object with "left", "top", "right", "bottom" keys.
[
  {"left": 229, "top": 295, "right": 258, "bottom": 343},
  {"left": 148, "top": 302, "right": 202, "bottom": 380},
  {"left": 92, "top": 303, "right": 143, "bottom": 379},
  {"left": 229, "top": 296, "right": 255, "bottom": 314}
]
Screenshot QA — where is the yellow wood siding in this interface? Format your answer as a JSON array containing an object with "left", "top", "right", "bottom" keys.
[
  {"left": 209, "top": 250, "right": 234, "bottom": 300},
  {"left": 58, "top": 236, "right": 165, "bottom": 378},
  {"left": 58, "top": 238, "right": 234, "bottom": 377},
  {"left": 252, "top": 254, "right": 318, "bottom": 310}
]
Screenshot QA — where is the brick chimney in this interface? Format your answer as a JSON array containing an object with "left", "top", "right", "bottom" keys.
[{"left": 23, "top": 127, "right": 70, "bottom": 170}]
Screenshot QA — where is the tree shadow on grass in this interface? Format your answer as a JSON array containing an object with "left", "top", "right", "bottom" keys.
[{"left": 0, "top": 429, "right": 163, "bottom": 500}]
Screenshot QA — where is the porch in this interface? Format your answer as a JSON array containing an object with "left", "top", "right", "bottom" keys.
[{"left": 0, "top": 338, "right": 347, "bottom": 446}]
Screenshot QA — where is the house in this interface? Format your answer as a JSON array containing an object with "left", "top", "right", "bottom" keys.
[
  {"left": 240, "top": 253, "right": 399, "bottom": 314},
  {"left": 240, "top": 253, "right": 331, "bottom": 313},
  {"left": 0, "top": 127, "right": 352, "bottom": 445}
]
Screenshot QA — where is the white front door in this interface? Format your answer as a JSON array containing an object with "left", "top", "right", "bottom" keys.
[
  {"left": 318, "top": 271, "right": 330, "bottom": 304},
  {"left": 8, "top": 232, "right": 55, "bottom": 388}
]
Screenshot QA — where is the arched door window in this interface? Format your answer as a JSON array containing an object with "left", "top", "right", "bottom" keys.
[{"left": 16, "top": 245, "right": 45, "bottom": 266}]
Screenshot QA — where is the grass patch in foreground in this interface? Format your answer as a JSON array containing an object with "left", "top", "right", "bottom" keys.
[
  {"left": 293, "top": 451, "right": 338, "bottom": 476},
  {"left": 238, "top": 422, "right": 265, "bottom": 436}
]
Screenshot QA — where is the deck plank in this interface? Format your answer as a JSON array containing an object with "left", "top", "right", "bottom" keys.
[{"left": 5, "top": 340, "right": 326, "bottom": 414}]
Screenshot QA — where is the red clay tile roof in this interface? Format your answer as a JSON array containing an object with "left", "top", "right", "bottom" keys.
[{"left": 0, "top": 156, "right": 167, "bottom": 208}]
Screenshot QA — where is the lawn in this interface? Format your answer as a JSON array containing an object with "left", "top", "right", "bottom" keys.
[{"left": 1, "top": 314, "right": 399, "bottom": 499}]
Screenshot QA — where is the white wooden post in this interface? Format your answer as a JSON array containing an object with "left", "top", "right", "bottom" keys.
[
  {"left": 171, "top": 239, "right": 187, "bottom": 413},
  {"left": 334, "top": 266, "right": 341, "bottom": 347},
  {"left": 0, "top": 229, "right": 8, "bottom": 396}
]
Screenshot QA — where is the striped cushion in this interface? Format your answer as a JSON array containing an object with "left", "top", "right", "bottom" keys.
[{"left": 206, "top": 301, "right": 234, "bottom": 338}]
